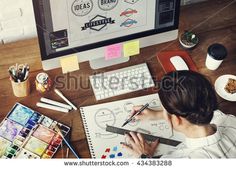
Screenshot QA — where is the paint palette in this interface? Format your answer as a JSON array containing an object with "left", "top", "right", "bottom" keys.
[{"left": 0, "top": 103, "right": 70, "bottom": 159}]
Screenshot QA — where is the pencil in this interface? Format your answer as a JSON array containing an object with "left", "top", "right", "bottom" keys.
[
  {"left": 66, "top": 148, "right": 69, "bottom": 158},
  {"left": 61, "top": 142, "right": 64, "bottom": 158}
]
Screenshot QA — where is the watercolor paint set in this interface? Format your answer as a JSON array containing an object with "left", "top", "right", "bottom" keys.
[{"left": 0, "top": 103, "right": 70, "bottom": 159}]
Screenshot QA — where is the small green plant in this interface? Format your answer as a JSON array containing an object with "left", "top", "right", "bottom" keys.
[{"left": 181, "top": 30, "right": 198, "bottom": 45}]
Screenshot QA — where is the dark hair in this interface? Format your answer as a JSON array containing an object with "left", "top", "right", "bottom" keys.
[{"left": 158, "top": 71, "right": 218, "bottom": 125}]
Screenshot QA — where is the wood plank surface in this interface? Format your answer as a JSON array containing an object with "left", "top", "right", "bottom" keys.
[{"left": 0, "top": 0, "right": 235, "bottom": 158}]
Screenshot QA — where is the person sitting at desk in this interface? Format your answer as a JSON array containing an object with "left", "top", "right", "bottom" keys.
[{"left": 121, "top": 71, "right": 236, "bottom": 158}]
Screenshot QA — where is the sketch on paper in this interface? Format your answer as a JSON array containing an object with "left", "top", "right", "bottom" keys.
[
  {"left": 80, "top": 94, "right": 182, "bottom": 159},
  {"left": 95, "top": 132, "right": 118, "bottom": 139},
  {"left": 95, "top": 108, "right": 116, "bottom": 129}
]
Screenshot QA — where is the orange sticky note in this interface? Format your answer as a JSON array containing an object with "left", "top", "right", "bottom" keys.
[
  {"left": 60, "top": 55, "right": 80, "bottom": 74},
  {"left": 123, "top": 40, "right": 140, "bottom": 57}
]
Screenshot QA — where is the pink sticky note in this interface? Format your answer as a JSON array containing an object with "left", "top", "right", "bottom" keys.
[{"left": 105, "top": 44, "right": 122, "bottom": 60}]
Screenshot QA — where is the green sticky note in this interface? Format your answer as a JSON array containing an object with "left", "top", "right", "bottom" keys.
[
  {"left": 123, "top": 40, "right": 140, "bottom": 57},
  {"left": 60, "top": 55, "right": 80, "bottom": 74}
]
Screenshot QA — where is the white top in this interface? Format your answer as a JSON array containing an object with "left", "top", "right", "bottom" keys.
[{"left": 162, "top": 110, "right": 236, "bottom": 158}]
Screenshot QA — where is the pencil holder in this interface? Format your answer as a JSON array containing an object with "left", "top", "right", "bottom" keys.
[{"left": 11, "top": 78, "right": 30, "bottom": 97}]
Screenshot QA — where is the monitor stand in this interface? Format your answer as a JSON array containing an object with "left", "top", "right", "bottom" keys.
[{"left": 89, "top": 57, "right": 130, "bottom": 69}]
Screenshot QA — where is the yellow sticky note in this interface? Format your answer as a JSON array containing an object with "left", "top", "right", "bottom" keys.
[
  {"left": 123, "top": 40, "right": 140, "bottom": 57},
  {"left": 60, "top": 55, "right": 80, "bottom": 74}
]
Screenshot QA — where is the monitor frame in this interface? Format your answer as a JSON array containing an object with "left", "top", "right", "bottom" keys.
[{"left": 33, "top": 0, "right": 181, "bottom": 62}]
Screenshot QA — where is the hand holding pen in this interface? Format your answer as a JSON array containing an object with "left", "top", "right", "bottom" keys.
[
  {"left": 130, "top": 105, "right": 163, "bottom": 121},
  {"left": 122, "top": 103, "right": 149, "bottom": 127},
  {"left": 8, "top": 63, "right": 30, "bottom": 83}
]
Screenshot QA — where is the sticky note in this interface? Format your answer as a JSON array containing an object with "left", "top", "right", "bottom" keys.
[
  {"left": 101, "top": 155, "right": 107, "bottom": 159},
  {"left": 60, "top": 55, "right": 80, "bottom": 74},
  {"left": 123, "top": 40, "right": 140, "bottom": 57},
  {"left": 105, "top": 148, "right": 110, "bottom": 153},
  {"left": 109, "top": 154, "right": 115, "bottom": 158},
  {"left": 113, "top": 146, "right": 118, "bottom": 152},
  {"left": 117, "top": 152, "right": 123, "bottom": 157},
  {"left": 105, "top": 43, "right": 122, "bottom": 60}
]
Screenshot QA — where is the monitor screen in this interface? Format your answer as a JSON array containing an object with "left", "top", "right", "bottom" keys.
[{"left": 33, "top": 0, "right": 180, "bottom": 61}]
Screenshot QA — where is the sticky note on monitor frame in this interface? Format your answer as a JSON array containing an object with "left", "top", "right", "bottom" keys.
[
  {"left": 105, "top": 43, "right": 122, "bottom": 60},
  {"left": 60, "top": 55, "right": 80, "bottom": 74},
  {"left": 123, "top": 40, "right": 140, "bottom": 57}
]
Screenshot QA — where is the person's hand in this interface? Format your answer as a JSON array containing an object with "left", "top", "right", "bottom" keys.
[
  {"left": 130, "top": 105, "right": 162, "bottom": 121},
  {"left": 121, "top": 132, "right": 159, "bottom": 158}
]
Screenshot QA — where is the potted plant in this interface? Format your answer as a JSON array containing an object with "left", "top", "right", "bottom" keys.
[{"left": 179, "top": 30, "right": 199, "bottom": 49}]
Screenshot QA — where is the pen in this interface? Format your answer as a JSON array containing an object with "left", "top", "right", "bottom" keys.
[
  {"left": 121, "top": 103, "right": 149, "bottom": 127},
  {"left": 21, "top": 64, "right": 26, "bottom": 81},
  {"left": 8, "top": 64, "right": 30, "bottom": 83},
  {"left": 24, "top": 66, "right": 29, "bottom": 80},
  {"left": 15, "top": 63, "right": 18, "bottom": 78},
  {"left": 8, "top": 69, "right": 17, "bottom": 82}
]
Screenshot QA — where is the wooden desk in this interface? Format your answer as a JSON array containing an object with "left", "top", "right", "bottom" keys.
[{"left": 0, "top": 0, "right": 236, "bottom": 158}]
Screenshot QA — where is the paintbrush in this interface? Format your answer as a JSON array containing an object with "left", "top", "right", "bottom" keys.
[
  {"left": 66, "top": 148, "right": 70, "bottom": 158},
  {"left": 55, "top": 125, "right": 80, "bottom": 159}
]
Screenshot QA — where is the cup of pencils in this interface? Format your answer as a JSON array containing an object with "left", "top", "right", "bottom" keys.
[{"left": 8, "top": 64, "right": 30, "bottom": 97}]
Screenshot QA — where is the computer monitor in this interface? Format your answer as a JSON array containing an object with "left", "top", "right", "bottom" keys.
[{"left": 33, "top": 0, "right": 180, "bottom": 70}]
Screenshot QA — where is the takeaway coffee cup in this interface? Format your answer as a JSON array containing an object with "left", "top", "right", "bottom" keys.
[{"left": 205, "top": 43, "right": 227, "bottom": 70}]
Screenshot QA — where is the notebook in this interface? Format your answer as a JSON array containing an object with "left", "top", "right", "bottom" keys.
[{"left": 80, "top": 94, "right": 184, "bottom": 159}]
